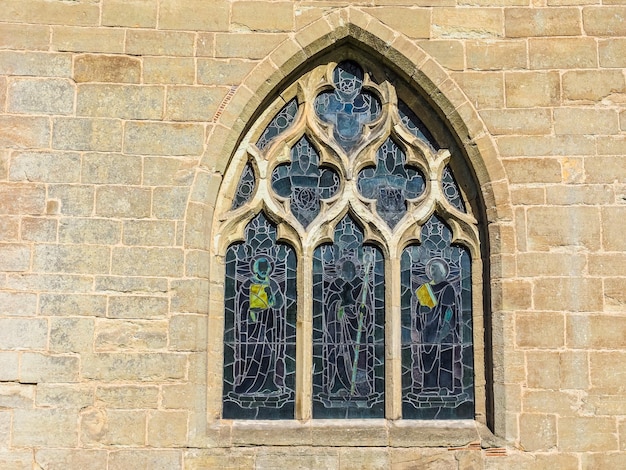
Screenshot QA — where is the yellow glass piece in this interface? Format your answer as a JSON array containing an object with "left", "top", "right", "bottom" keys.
[
  {"left": 416, "top": 283, "right": 437, "bottom": 309},
  {"left": 250, "top": 283, "right": 270, "bottom": 310}
]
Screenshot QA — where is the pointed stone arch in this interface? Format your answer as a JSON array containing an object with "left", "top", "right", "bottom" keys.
[{"left": 187, "top": 6, "right": 513, "bottom": 439}]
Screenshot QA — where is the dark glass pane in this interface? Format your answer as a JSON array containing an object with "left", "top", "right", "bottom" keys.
[
  {"left": 398, "top": 100, "right": 439, "bottom": 151},
  {"left": 312, "top": 215, "right": 385, "bottom": 418},
  {"left": 357, "top": 138, "right": 425, "bottom": 228},
  {"left": 256, "top": 98, "right": 299, "bottom": 151},
  {"left": 400, "top": 215, "right": 474, "bottom": 419},
  {"left": 271, "top": 136, "right": 339, "bottom": 228},
  {"left": 223, "top": 213, "right": 297, "bottom": 419},
  {"left": 315, "top": 61, "right": 381, "bottom": 153},
  {"left": 442, "top": 165, "right": 466, "bottom": 212},
  {"left": 231, "top": 162, "right": 256, "bottom": 210}
]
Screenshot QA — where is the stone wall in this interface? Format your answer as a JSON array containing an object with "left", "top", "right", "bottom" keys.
[{"left": 1, "top": 1, "right": 625, "bottom": 468}]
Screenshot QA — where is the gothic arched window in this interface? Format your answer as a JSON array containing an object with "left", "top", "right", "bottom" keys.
[{"left": 216, "top": 58, "right": 481, "bottom": 421}]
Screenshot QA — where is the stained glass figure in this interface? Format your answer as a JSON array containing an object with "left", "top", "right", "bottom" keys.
[
  {"left": 442, "top": 165, "right": 466, "bottom": 212},
  {"left": 398, "top": 100, "right": 439, "bottom": 151},
  {"left": 271, "top": 136, "right": 340, "bottom": 228},
  {"left": 315, "top": 61, "right": 381, "bottom": 153},
  {"left": 400, "top": 215, "right": 473, "bottom": 419},
  {"left": 223, "top": 213, "right": 297, "bottom": 419},
  {"left": 231, "top": 162, "right": 256, "bottom": 210},
  {"left": 357, "top": 138, "right": 425, "bottom": 228},
  {"left": 257, "top": 98, "right": 299, "bottom": 151},
  {"left": 312, "top": 216, "right": 385, "bottom": 418}
]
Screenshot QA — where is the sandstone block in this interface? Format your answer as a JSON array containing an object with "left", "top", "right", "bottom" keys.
[
  {"left": 0, "top": 0, "right": 99, "bottom": 26},
  {"left": 546, "top": 183, "right": 615, "bottom": 205},
  {"left": 148, "top": 411, "right": 189, "bottom": 447},
  {"left": 365, "top": 7, "right": 430, "bottom": 39},
  {"left": 536, "top": 277, "right": 603, "bottom": 312},
  {"left": 196, "top": 33, "right": 215, "bottom": 57},
  {"left": 6, "top": 273, "right": 94, "bottom": 293},
  {"left": 560, "top": 351, "right": 589, "bottom": 390},
  {"left": 517, "top": 252, "right": 586, "bottom": 277},
  {"left": 95, "top": 186, "right": 151, "bottom": 218},
  {"left": 33, "top": 244, "right": 110, "bottom": 274},
  {"left": 604, "top": 278, "right": 626, "bottom": 312},
  {"left": 197, "top": 59, "right": 260, "bottom": 86},
  {"left": 103, "top": 0, "right": 157, "bottom": 28},
  {"left": 73, "top": 54, "right": 141, "bottom": 83},
  {"left": 108, "top": 295, "right": 169, "bottom": 319},
  {"left": 520, "top": 413, "right": 557, "bottom": 451},
  {"left": 35, "top": 383, "right": 94, "bottom": 409},
  {"left": 529, "top": 38, "right": 597, "bottom": 69},
  {"left": 563, "top": 70, "right": 626, "bottom": 102},
  {"left": 21, "top": 217, "right": 58, "bottom": 242},
  {"left": 20, "top": 353, "right": 80, "bottom": 383},
  {"left": 0, "top": 184, "right": 46, "bottom": 215},
  {"left": 81, "top": 408, "right": 146, "bottom": 446},
  {"left": 584, "top": 6, "right": 626, "bottom": 35},
  {"left": 516, "top": 312, "right": 564, "bottom": 349},
  {"left": 591, "top": 352, "right": 626, "bottom": 393},
  {"left": 52, "top": 26, "right": 125, "bottom": 54},
  {"left": 82, "top": 353, "right": 187, "bottom": 381},
  {"left": 95, "top": 319, "right": 168, "bottom": 351},
  {"left": 215, "top": 33, "right": 285, "bottom": 59},
  {"left": 505, "top": 8, "right": 581, "bottom": 37},
  {"left": 433, "top": 8, "right": 503, "bottom": 38},
  {"left": 77, "top": 84, "right": 164, "bottom": 120},
  {"left": 169, "top": 314, "right": 208, "bottom": 351},
  {"left": 0, "top": 352, "right": 19, "bottom": 381},
  {"left": 0, "top": 51, "right": 71, "bottom": 77},
  {"left": 0, "top": 24, "right": 50, "bottom": 50},
  {"left": 589, "top": 253, "right": 626, "bottom": 276},
  {"left": 232, "top": 1, "right": 294, "bottom": 32},
  {"left": 126, "top": 30, "right": 194, "bottom": 56},
  {"left": 0, "top": 383, "right": 34, "bottom": 409},
  {"left": 481, "top": 109, "right": 551, "bottom": 135},
  {"left": 602, "top": 207, "right": 626, "bottom": 251},
  {"left": 467, "top": 41, "right": 526, "bottom": 70},
  {"left": 599, "top": 38, "right": 626, "bottom": 67},
  {"left": 0, "top": 318, "right": 47, "bottom": 350},
  {"left": 50, "top": 317, "right": 97, "bottom": 353},
  {"left": 95, "top": 276, "right": 168, "bottom": 295},
  {"left": 0, "top": 291, "right": 37, "bottom": 316},
  {"left": 0, "top": 244, "right": 30, "bottom": 272},
  {"left": 123, "top": 220, "right": 176, "bottom": 247},
  {"left": 554, "top": 108, "right": 619, "bottom": 135},
  {"left": 81, "top": 152, "right": 142, "bottom": 185},
  {"left": 418, "top": 40, "right": 464, "bottom": 71},
  {"left": 10, "top": 151, "right": 80, "bottom": 183},
  {"left": 166, "top": 86, "right": 230, "bottom": 122},
  {"left": 53, "top": 117, "right": 122, "bottom": 152},
  {"left": 582, "top": 454, "right": 626, "bottom": 470},
  {"left": 13, "top": 409, "right": 78, "bottom": 447},
  {"left": 171, "top": 279, "right": 209, "bottom": 314},
  {"left": 526, "top": 206, "right": 601, "bottom": 251},
  {"left": 504, "top": 158, "right": 561, "bottom": 185},
  {"left": 0, "top": 115, "right": 50, "bottom": 149},
  {"left": 8, "top": 78, "right": 74, "bottom": 115},
  {"left": 559, "top": 417, "right": 618, "bottom": 451},
  {"left": 527, "top": 351, "right": 561, "bottom": 389},
  {"left": 144, "top": 156, "right": 196, "bottom": 187},
  {"left": 143, "top": 57, "right": 195, "bottom": 85},
  {"left": 35, "top": 450, "right": 107, "bottom": 470},
  {"left": 159, "top": 0, "right": 229, "bottom": 31},
  {"left": 505, "top": 71, "right": 560, "bottom": 107},
  {"left": 47, "top": 184, "right": 94, "bottom": 216},
  {"left": 108, "top": 450, "right": 182, "bottom": 470},
  {"left": 152, "top": 186, "right": 189, "bottom": 220},
  {"left": 0, "top": 216, "right": 21, "bottom": 241},
  {"left": 162, "top": 383, "right": 203, "bottom": 409},
  {"left": 111, "top": 247, "right": 184, "bottom": 277},
  {"left": 59, "top": 218, "right": 121, "bottom": 245},
  {"left": 125, "top": 122, "right": 204, "bottom": 156},
  {"left": 95, "top": 385, "right": 159, "bottom": 409}
]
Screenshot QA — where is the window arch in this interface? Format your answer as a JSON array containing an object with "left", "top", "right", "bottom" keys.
[{"left": 213, "top": 55, "right": 483, "bottom": 422}]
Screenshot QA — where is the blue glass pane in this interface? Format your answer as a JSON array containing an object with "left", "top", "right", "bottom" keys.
[
  {"left": 231, "top": 162, "right": 256, "bottom": 210},
  {"left": 315, "top": 61, "right": 381, "bottom": 153},
  {"left": 223, "top": 213, "right": 297, "bottom": 419},
  {"left": 257, "top": 98, "right": 299, "bottom": 151},
  {"left": 442, "top": 165, "right": 466, "bottom": 212},
  {"left": 400, "top": 215, "right": 474, "bottom": 419},
  {"left": 312, "top": 216, "right": 385, "bottom": 418},
  {"left": 271, "top": 136, "right": 339, "bottom": 228},
  {"left": 357, "top": 138, "right": 425, "bottom": 228},
  {"left": 398, "top": 100, "right": 439, "bottom": 151}
]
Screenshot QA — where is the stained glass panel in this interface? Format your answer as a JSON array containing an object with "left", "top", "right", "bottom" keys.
[
  {"left": 231, "top": 162, "right": 255, "bottom": 210},
  {"left": 312, "top": 216, "right": 385, "bottom": 418},
  {"left": 400, "top": 215, "right": 474, "bottom": 419},
  {"left": 257, "top": 98, "right": 299, "bottom": 151},
  {"left": 357, "top": 138, "right": 425, "bottom": 228},
  {"left": 271, "top": 136, "right": 340, "bottom": 228},
  {"left": 398, "top": 100, "right": 439, "bottom": 151},
  {"left": 442, "top": 165, "right": 466, "bottom": 212},
  {"left": 315, "top": 61, "right": 381, "bottom": 153},
  {"left": 223, "top": 213, "right": 297, "bottom": 419}
]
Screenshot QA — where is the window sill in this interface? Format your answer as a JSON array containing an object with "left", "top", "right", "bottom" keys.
[{"left": 209, "top": 419, "right": 503, "bottom": 449}]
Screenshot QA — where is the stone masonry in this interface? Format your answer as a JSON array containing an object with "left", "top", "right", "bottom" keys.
[{"left": 1, "top": 1, "right": 626, "bottom": 469}]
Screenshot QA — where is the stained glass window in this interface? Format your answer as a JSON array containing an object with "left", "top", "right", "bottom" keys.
[
  {"left": 223, "top": 213, "right": 297, "bottom": 419},
  {"left": 221, "top": 59, "right": 480, "bottom": 422}
]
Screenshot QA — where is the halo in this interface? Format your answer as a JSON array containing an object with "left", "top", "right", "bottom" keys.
[
  {"left": 250, "top": 255, "right": 274, "bottom": 276},
  {"left": 425, "top": 257, "right": 449, "bottom": 280}
]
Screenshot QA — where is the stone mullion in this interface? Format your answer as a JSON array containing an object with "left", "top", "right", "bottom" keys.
[
  {"left": 296, "top": 248, "right": 313, "bottom": 420},
  {"left": 386, "top": 250, "right": 403, "bottom": 420}
]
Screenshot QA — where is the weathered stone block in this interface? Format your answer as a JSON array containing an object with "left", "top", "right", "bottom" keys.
[
  {"left": 0, "top": 244, "right": 30, "bottom": 272},
  {"left": 148, "top": 410, "right": 189, "bottom": 447},
  {"left": 122, "top": 220, "right": 176, "bottom": 246},
  {"left": 166, "top": 86, "right": 230, "bottom": 122},
  {"left": 143, "top": 57, "right": 195, "bottom": 85},
  {"left": 169, "top": 314, "right": 208, "bottom": 351},
  {"left": 108, "top": 295, "right": 169, "bottom": 319},
  {"left": 48, "top": 184, "right": 94, "bottom": 216},
  {"left": 77, "top": 84, "right": 164, "bottom": 120},
  {"left": 10, "top": 151, "right": 80, "bottom": 183},
  {"left": 0, "top": 0, "right": 99, "bottom": 26},
  {"left": 126, "top": 30, "right": 194, "bottom": 56},
  {"left": 58, "top": 218, "right": 121, "bottom": 245},
  {"left": 41, "top": 294, "right": 106, "bottom": 317},
  {"left": 8, "top": 78, "right": 74, "bottom": 115},
  {"left": 52, "top": 26, "right": 125, "bottom": 54},
  {"left": 95, "top": 186, "right": 151, "bottom": 219},
  {"left": 505, "top": 8, "right": 581, "bottom": 37},
  {"left": 35, "top": 450, "right": 107, "bottom": 470},
  {"left": 73, "top": 54, "right": 141, "bottom": 83},
  {"left": 0, "top": 24, "right": 50, "bottom": 50},
  {"left": 232, "top": 1, "right": 294, "bottom": 32},
  {"left": 53, "top": 117, "right": 122, "bottom": 152},
  {"left": 516, "top": 312, "right": 564, "bottom": 349},
  {"left": 0, "top": 291, "right": 37, "bottom": 316},
  {"left": 0, "top": 383, "right": 35, "bottom": 409},
  {"left": 50, "top": 317, "right": 97, "bottom": 352},
  {"left": 526, "top": 206, "right": 601, "bottom": 251},
  {"left": 563, "top": 69, "right": 626, "bottom": 102},
  {"left": 604, "top": 278, "right": 626, "bottom": 312},
  {"left": 96, "top": 385, "right": 159, "bottom": 409},
  {"left": 143, "top": 156, "right": 196, "bottom": 187},
  {"left": 35, "top": 383, "right": 94, "bottom": 409},
  {"left": 520, "top": 414, "right": 557, "bottom": 451},
  {"left": 481, "top": 109, "right": 551, "bottom": 135},
  {"left": 0, "top": 115, "right": 50, "bottom": 149},
  {"left": 0, "top": 51, "right": 71, "bottom": 77},
  {"left": 432, "top": 7, "right": 503, "bottom": 38},
  {"left": 95, "top": 319, "right": 168, "bottom": 351},
  {"left": 124, "top": 122, "right": 204, "bottom": 156},
  {"left": 21, "top": 216, "right": 57, "bottom": 242},
  {"left": 81, "top": 152, "right": 142, "bottom": 185},
  {"left": 152, "top": 186, "right": 189, "bottom": 220},
  {"left": 197, "top": 59, "right": 257, "bottom": 86},
  {"left": 95, "top": 276, "right": 168, "bottom": 294},
  {"left": 559, "top": 417, "right": 618, "bottom": 452},
  {"left": 13, "top": 409, "right": 78, "bottom": 447},
  {"left": 215, "top": 33, "right": 285, "bottom": 59},
  {"left": 81, "top": 407, "right": 146, "bottom": 446},
  {"left": 20, "top": 352, "right": 80, "bottom": 383},
  {"left": 602, "top": 207, "right": 626, "bottom": 251},
  {"left": 82, "top": 353, "right": 187, "bottom": 381},
  {"left": 0, "top": 318, "right": 47, "bottom": 350},
  {"left": 554, "top": 108, "right": 619, "bottom": 135},
  {"left": 590, "top": 352, "right": 626, "bottom": 393},
  {"left": 529, "top": 38, "right": 597, "bottom": 69},
  {"left": 171, "top": 279, "right": 209, "bottom": 314},
  {"left": 505, "top": 71, "right": 560, "bottom": 107},
  {"left": 102, "top": 0, "right": 157, "bottom": 28},
  {"left": 159, "top": 0, "right": 229, "bottom": 31},
  {"left": 599, "top": 38, "right": 626, "bottom": 67},
  {"left": 111, "top": 247, "right": 184, "bottom": 277},
  {"left": 33, "top": 244, "right": 110, "bottom": 274},
  {"left": 108, "top": 450, "right": 182, "bottom": 470},
  {"left": 0, "top": 183, "right": 46, "bottom": 215},
  {"left": 467, "top": 41, "right": 526, "bottom": 70},
  {"left": 584, "top": 6, "right": 626, "bottom": 35}
]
